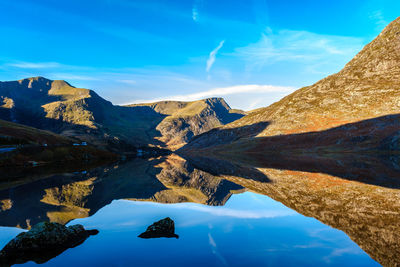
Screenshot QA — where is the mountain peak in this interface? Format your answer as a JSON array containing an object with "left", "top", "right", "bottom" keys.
[
  {"left": 183, "top": 16, "right": 400, "bottom": 151},
  {"left": 341, "top": 16, "right": 400, "bottom": 79}
]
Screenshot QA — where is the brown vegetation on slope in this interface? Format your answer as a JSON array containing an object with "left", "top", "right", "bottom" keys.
[{"left": 183, "top": 17, "right": 400, "bottom": 153}]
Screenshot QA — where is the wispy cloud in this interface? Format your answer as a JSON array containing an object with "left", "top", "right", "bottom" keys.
[
  {"left": 192, "top": 7, "right": 199, "bottom": 22},
  {"left": 234, "top": 29, "right": 365, "bottom": 73},
  {"left": 117, "top": 79, "right": 137, "bottom": 85},
  {"left": 323, "top": 247, "right": 362, "bottom": 263},
  {"left": 129, "top": 84, "right": 295, "bottom": 104},
  {"left": 192, "top": 0, "right": 202, "bottom": 22},
  {"left": 130, "top": 200, "right": 296, "bottom": 219},
  {"left": 7, "top": 61, "right": 62, "bottom": 69},
  {"left": 50, "top": 73, "right": 100, "bottom": 81},
  {"left": 166, "top": 203, "right": 296, "bottom": 219},
  {"left": 206, "top": 40, "right": 225, "bottom": 72},
  {"left": 208, "top": 233, "right": 228, "bottom": 266},
  {"left": 369, "top": 10, "right": 388, "bottom": 32}
]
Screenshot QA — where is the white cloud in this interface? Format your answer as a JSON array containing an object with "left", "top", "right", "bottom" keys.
[
  {"left": 128, "top": 84, "right": 295, "bottom": 104},
  {"left": 7, "top": 61, "right": 62, "bottom": 69},
  {"left": 206, "top": 40, "right": 225, "bottom": 72}
]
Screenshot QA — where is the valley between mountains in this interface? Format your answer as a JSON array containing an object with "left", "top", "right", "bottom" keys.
[{"left": 1, "top": 17, "right": 400, "bottom": 166}]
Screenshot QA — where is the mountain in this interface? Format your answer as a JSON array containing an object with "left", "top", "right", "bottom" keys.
[
  {"left": 0, "top": 77, "right": 243, "bottom": 151},
  {"left": 0, "top": 119, "right": 73, "bottom": 147},
  {"left": 0, "top": 119, "right": 116, "bottom": 167},
  {"left": 127, "top": 98, "right": 244, "bottom": 149},
  {"left": 182, "top": 17, "right": 400, "bottom": 153}
]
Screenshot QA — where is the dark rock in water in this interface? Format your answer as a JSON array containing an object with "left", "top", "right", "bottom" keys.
[
  {"left": 0, "top": 222, "right": 98, "bottom": 266},
  {"left": 138, "top": 217, "right": 179, "bottom": 239}
]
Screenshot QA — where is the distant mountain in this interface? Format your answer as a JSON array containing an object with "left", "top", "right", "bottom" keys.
[
  {"left": 182, "top": 17, "right": 400, "bottom": 153},
  {"left": 127, "top": 98, "right": 244, "bottom": 149},
  {"left": 0, "top": 77, "right": 243, "bottom": 151}
]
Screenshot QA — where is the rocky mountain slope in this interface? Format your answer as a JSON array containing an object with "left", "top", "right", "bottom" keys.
[
  {"left": 183, "top": 16, "right": 400, "bottom": 153},
  {"left": 127, "top": 99, "right": 244, "bottom": 149},
  {"left": 0, "top": 77, "right": 243, "bottom": 151}
]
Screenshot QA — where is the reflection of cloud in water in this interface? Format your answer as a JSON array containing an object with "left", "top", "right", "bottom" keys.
[
  {"left": 170, "top": 204, "right": 296, "bottom": 219},
  {"left": 130, "top": 200, "right": 296, "bottom": 219},
  {"left": 208, "top": 233, "right": 228, "bottom": 266},
  {"left": 323, "top": 247, "right": 364, "bottom": 263}
]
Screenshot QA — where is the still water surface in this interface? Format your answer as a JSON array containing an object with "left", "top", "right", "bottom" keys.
[{"left": 0, "top": 154, "right": 398, "bottom": 266}]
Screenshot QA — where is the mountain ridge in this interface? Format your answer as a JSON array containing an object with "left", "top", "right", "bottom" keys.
[
  {"left": 182, "top": 16, "right": 400, "bottom": 153},
  {"left": 0, "top": 77, "right": 244, "bottom": 151}
]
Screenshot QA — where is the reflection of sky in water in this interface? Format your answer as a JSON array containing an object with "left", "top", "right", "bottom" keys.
[{"left": 2, "top": 192, "right": 378, "bottom": 266}]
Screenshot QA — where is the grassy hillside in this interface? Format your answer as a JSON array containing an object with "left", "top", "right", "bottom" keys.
[
  {"left": 0, "top": 119, "right": 116, "bottom": 167},
  {"left": 183, "top": 16, "right": 400, "bottom": 153},
  {"left": 0, "top": 77, "right": 243, "bottom": 151},
  {"left": 0, "top": 119, "right": 73, "bottom": 146}
]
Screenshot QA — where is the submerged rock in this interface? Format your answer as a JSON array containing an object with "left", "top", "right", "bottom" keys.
[
  {"left": 138, "top": 217, "right": 179, "bottom": 239},
  {"left": 0, "top": 222, "right": 98, "bottom": 265}
]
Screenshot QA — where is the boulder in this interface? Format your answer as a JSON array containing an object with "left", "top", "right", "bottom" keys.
[
  {"left": 0, "top": 222, "right": 98, "bottom": 265},
  {"left": 138, "top": 217, "right": 179, "bottom": 239}
]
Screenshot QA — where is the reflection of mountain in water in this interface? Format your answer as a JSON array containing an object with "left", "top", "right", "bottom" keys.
[
  {"left": 0, "top": 155, "right": 244, "bottom": 228},
  {"left": 184, "top": 153, "right": 400, "bottom": 267},
  {"left": 0, "top": 152, "right": 399, "bottom": 266}
]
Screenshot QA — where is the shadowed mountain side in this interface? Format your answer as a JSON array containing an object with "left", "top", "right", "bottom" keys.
[
  {"left": 183, "top": 17, "right": 400, "bottom": 152},
  {"left": 0, "top": 119, "right": 118, "bottom": 168},
  {"left": 126, "top": 98, "right": 245, "bottom": 149},
  {"left": 182, "top": 116, "right": 400, "bottom": 188},
  {"left": 0, "top": 77, "right": 167, "bottom": 151},
  {"left": 0, "top": 77, "right": 244, "bottom": 151},
  {"left": 0, "top": 119, "right": 74, "bottom": 146},
  {"left": 0, "top": 155, "right": 248, "bottom": 228},
  {"left": 181, "top": 121, "right": 269, "bottom": 151},
  {"left": 182, "top": 114, "right": 400, "bottom": 159}
]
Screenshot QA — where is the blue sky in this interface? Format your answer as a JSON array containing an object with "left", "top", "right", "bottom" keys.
[{"left": 0, "top": 0, "right": 399, "bottom": 110}]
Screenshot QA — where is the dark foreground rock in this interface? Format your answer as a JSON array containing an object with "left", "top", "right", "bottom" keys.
[
  {"left": 138, "top": 217, "right": 179, "bottom": 239},
  {"left": 0, "top": 222, "right": 98, "bottom": 266}
]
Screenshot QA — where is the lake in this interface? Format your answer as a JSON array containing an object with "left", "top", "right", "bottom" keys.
[{"left": 0, "top": 153, "right": 398, "bottom": 266}]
